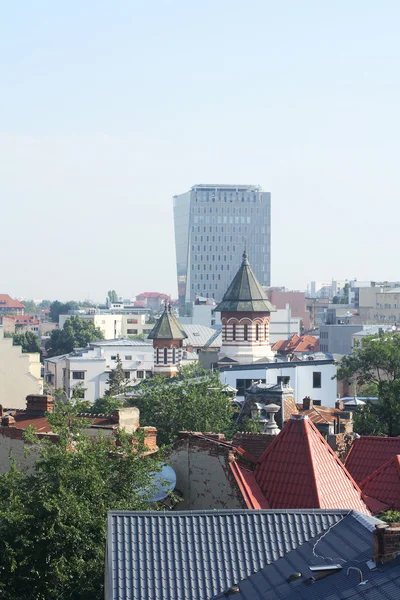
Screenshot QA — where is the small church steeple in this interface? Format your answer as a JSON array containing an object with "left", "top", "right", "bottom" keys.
[
  {"left": 214, "top": 250, "right": 276, "bottom": 365},
  {"left": 148, "top": 302, "right": 187, "bottom": 376}
]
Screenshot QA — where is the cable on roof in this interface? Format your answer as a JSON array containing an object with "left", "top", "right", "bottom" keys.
[{"left": 312, "top": 511, "right": 352, "bottom": 564}]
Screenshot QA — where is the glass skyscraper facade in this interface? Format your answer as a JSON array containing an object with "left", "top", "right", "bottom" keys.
[{"left": 173, "top": 184, "right": 271, "bottom": 315}]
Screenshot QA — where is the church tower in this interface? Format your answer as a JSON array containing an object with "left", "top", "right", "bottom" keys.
[
  {"left": 214, "top": 250, "right": 276, "bottom": 365},
  {"left": 148, "top": 303, "right": 187, "bottom": 376}
]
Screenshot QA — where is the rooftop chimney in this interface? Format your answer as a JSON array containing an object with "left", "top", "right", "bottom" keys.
[
  {"left": 303, "top": 396, "right": 313, "bottom": 410},
  {"left": 0, "top": 405, "right": 3, "bottom": 418},
  {"left": 335, "top": 398, "right": 345, "bottom": 410},
  {"left": 1, "top": 415, "right": 16, "bottom": 428},
  {"left": 112, "top": 407, "right": 140, "bottom": 434},
  {"left": 26, "top": 395, "right": 54, "bottom": 416},
  {"left": 373, "top": 523, "right": 400, "bottom": 564}
]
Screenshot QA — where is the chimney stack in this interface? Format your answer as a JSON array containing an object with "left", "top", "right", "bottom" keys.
[
  {"left": 0, "top": 405, "right": 3, "bottom": 417},
  {"left": 335, "top": 399, "right": 345, "bottom": 410},
  {"left": 373, "top": 523, "right": 400, "bottom": 564},
  {"left": 303, "top": 396, "right": 313, "bottom": 410},
  {"left": 1, "top": 415, "right": 16, "bottom": 428}
]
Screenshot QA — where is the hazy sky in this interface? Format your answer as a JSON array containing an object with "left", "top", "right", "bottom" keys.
[{"left": 1, "top": 1, "right": 399, "bottom": 301}]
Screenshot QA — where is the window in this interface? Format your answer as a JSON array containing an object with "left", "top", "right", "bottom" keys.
[
  {"left": 156, "top": 349, "right": 159, "bottom": 364},
  {"left": 172, "top": 348, "right": 176, "bottom": 364},
  {"left": 256, "top": 324, "right": 259, "bottom": 341},
  {"left": 277, "top": 376, "right": 290, "bottom": 386},
  {"left": 236, "top": 378, "right": 266, "bottom": 396},
  {"left": 125, "top": 355, "right": 132, "bottom": 360},
  {"left": 243, "top": 324, "right": 248, "bottom": 341},
  {"left": 137, "top": 370, "right": 144, "bottom": 379},
  {"left": 232, "top": 324, "right": 236, "bottom": 341},
  {"left": 110, "top": 355, "right": 117, "bottom": 360},
  {"left": 72, "top": 371, "right": 85, "bottom": 380},
  {"left": 127, "top": 319, "right": 138, "bottom": 324},
  {"left": 313, "top": 372, "right": 322, "bottom": 388},
  {"left": 127, "top": 329, "right": 138, "bottom": 334},
  {"left": 264, "top": 324, "right": 267, "bottom": 338},
  {"left": 164, "top": 348, "right": 168, "bottom": 364},
  {"left": 74, "top": 389, "right": 85, "bottom": 399},
  {"left": 124, "top": 371, "right": 130, "bottom": 379}
]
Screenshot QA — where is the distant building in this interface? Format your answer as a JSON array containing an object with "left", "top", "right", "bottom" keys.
[
  {"left": 319, "top": 324, "right": 364, "bottom": 355},
  {"left": 173, "top": 184, "right": 271, "bottom": 314},
  {"left": 44, "top": 339, "right": 154, "bottom": 402},
  {"left": 0, "top": 328, "right": 43, "bottom": 409},
  {"left": 59, "top": 311, "right": 155, "bottom": 340},
  {"left": 134, "top": 292, "right": 171, "bottom": 313},
  {"left": 148, "top": 304, "right": 187, "bottom": 377},
  {"left": 0, "top": 295, "right": 25, "bottom": 316},
  {"left": 1, "top": 315, "right": 40, "bottom": 336},
  {"left": 266, "top": 289, "right": 311, "bottom": 329},
  {"left": 272, "top": 334, "right": 319, "bottom": 356}
]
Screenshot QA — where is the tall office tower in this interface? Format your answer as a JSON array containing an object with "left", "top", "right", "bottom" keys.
[{"left": 173, "top": 184, "right": 271, "bottom": 315}]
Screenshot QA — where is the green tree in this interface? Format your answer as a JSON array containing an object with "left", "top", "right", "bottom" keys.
[
  {"left": 107, "top": 290, "right": 119, "bottom": 303},
  {"left": 0, "top": 397, "right": 162, "bottom": 599},
  {"left": 38, "top": 299, "right": 52, "bottom": 309},
  {"left": 132, "top": 366, "right": 236, "bottom": 445},
  {"left": 12, "top": 332, "right": 41, "bottom": 353},
  {"left": 90, "top": 395, "right": 125, "bottom": 414},
  {"left": 332, "top": 295, "right": 340, "bottom": 304},
  {"left": 341, "top": 282, "right": 350, "bottom": 304},
  {"left": 49, "top": 300, "right": 80, "bottom": 323},
  {"left": 238, "top": 415, "right": 263, "bottom": 433},
  {"left": 45, "top": 316, "right": 104, "bottom": 357},
  {"left": 336, "top": 332, "right": 400, "bottom": 436},
  {"left": 21, "top": 300, "right": 38, "bottom": 314},
  {"left": 106, "top": 354, "right": 130, "bottom": 396}
]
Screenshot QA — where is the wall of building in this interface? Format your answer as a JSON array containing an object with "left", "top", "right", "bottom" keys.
[
  {"left": 0, "top": 429, "right": 40, "bottom": 475},
  {"left": 60, "top": 313, "right": 154, "bottom": 339},
  {"left": 168, "top": 435, "right": 246, "bottom": 510},
  {"left": 269, "top": 308, "right": 300, "bottom": 342},
  {"left": 220, "top": 361, "right": 337, "bottom": 406},
  {"left": 0, "top": 330, "right": 43, "bottom": 409},
  {"left": 267, "top": 291, "right": 311, "bottom": 330},
  {"left": 319, "top": 325, "right": 364, "bottom": 355}
]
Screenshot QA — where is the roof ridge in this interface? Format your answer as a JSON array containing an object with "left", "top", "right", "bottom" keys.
[
  {"left": 303, "top": 418, "right": 321, "bottom": 507},
  {"left": 359, "top": 453, "right": 400, "bottom": 488}
]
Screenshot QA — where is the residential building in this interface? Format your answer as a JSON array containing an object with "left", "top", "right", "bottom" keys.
[
  {"left": 266, "top": 289, "right": 311, "bottom": 329},
  {"left": 214, "top": 250, "right": 276, "bottom": 365},
  {"left": 0, "top": 294, "right": 24, "bottom": 315},
  {"left": 173, "top": 184, "right": 271, "bottom": 314},
  {"left": 106, "top": 508, "right": 400, "bottom": 600},
  {"left": 134, "top": 292, "right": 170, "bottom": 312},
  {"left": 272, "top": 333, "right": 319, "bottom": 356},
  {"left": 179, "top": 297, "right": 221, "bottom": 327},
  {"left": 219, "top": 358, "right": 337, "bottom": 406},
  {"left": 1, "top": 315, "right": 40, "bottom": 336},
  {"left": 59, "top": 311, "right": 154, "bottom": 339},
  {"left": 308, "top": 280, "right": 348, "bottom": 299},
  {"left": 319, "top": 324, "right": 364, "bottom": 354},
  {"left": 0, "top": 328, "right": 43, "bottom": 409},
  {"left": 0, "top": 395, "right": 157, "bottom": 475},
  {"left": 148, "top": 303, "right": 187, "bottom": 376},
  {"left": 44, "top": 339, "right": 154, "bottom": 401}
]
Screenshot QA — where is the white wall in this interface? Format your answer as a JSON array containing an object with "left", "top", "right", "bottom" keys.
[
  {"left": 219, "top": 361, "right": 337, "bottom": 407},
  {"left": 269, "top": 307, "right": 300, "bottom": 343}
]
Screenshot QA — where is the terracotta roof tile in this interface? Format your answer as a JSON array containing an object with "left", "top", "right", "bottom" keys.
[
  {"left": 272, "top": 334, "right": 319, "bottom": 353},
  {"left": 345, "top": 436, "right": 400, "bottom": 484},
  {"left": 359, "top": 455, "right": 400, "bottom": 511},
  {"left": 0, "top": 295, "right": 25, "bottom": 309},
  {"left": 252, "top": 415, "right": 370, "bottom": 513}
]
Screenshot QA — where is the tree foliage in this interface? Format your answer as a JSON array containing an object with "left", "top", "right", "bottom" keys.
[
  {"left": 89, "top": 395, "right": 125, "bottom": 414},
  {"left": 106, "top": 354, "right": 130, "bottom": 397},
  {"left": 20, "top": 300, "right": 38, "bottom": 315},
  {"left": 131, "top": 366, "right": 236, "bottom": 445},
  {"left": 336, "top": 333, "right": 400, "bottom": 436},
  {"left": 381, "top": 511, "right": 400, "bottom": 524},
  {"left": 107, "top": 290, "right": 119, "bottom": 303},
  {"left": 49, "top": 300, "right": 80, "bottom": 323},
  {"left": 0, "top": 398, "right": 162, "bottom": 599},
  {"left": 45, "top": 316, "right": 104, "bottom": 357},
  {"left": 12, "top": 332, "right": 41, "bottom": 353}
]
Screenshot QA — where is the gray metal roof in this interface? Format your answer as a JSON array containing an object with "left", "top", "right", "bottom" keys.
[
  {"left": 148, "top": 304, "right": 187, "bottom": 340},
  {"left": 106, "top": 509, "right": 363, "bottom": 600},
  {"left": 214, "top": 251, "right": 276, "bottom": 313},
  {"left": 90, "top": 338, "right": 153, "bottom": 347},
  {"left": 212, "top": 513, "right": 399, "bottom": 600},
  {"left": 182, "top": 324, "right": 222, "bottom": 348}
]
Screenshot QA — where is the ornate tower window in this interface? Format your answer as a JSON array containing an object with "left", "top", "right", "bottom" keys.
[
  {"left": 244, "top": 324, "right": 248, "bottom": 341},
  {"left": 172, "top": 348, "right": 176, "bottom": 364},
  {"left": 232, "top": 324, "right": 236, "bottom": 341},
  {"left": 164, "top": 348, "right": 168, "bottom": 364},
  {"left": 256, "top": 324, "right": 259, "bottom": 341}
]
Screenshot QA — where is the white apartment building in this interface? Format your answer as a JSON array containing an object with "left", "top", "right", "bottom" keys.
[
  {"left": 44, "top": 339, "right": 154, "bottom": 402},
  {"left": 219, "top": 359, "right": 337, "bottom": 406},
  {"left": 59, "top": 312, "right": 154, "bottom": 340}
]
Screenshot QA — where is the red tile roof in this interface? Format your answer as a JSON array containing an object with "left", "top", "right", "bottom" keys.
[
  {"left": 272, "top": 334, "right": 319, "bottom": 354},
  {"left": 230, "top": 462, "right": 269, "bottom": 509},
  {"left": 359, "top": 455, "right": 400, "bottom": 511},
  {"left": 0, "top": 295, "right": 25, "bottom": 309},
  {"left": 136, "top": 292, "right": 170, "bottom": 299},
  {"left": 345, "top": 436, "right": 400, "bottom": 484},
  {"left": 252, "top": 415, "right": 370, "bottom": 513},
  {"left": 295, "top": 403, "right": 350, "bottom": 425}
]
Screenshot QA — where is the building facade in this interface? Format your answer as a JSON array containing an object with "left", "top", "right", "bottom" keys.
[
  {"left": 173, "top": 184, "right": 271, "bottom": 314},
  {"left": 59, "top": 312, "right": 154, "bottom": 339}
]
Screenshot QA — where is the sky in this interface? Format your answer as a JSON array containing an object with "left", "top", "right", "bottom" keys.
[{"left": 1, "top": 1, "right": 400, "bottom": 301}]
